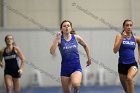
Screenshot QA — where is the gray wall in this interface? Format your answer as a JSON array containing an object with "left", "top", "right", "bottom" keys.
[
  {"left": 0, "top": 0, "right": 3, "bottom": 26},
  {"left": 0, "top": 28, "right": 140, "bottom": 87},
  {"left": 2, "top": 0, "right": 140, "bottom": 28}
]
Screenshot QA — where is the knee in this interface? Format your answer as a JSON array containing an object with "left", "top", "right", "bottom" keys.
[
  {"left": 7, "top": 85, "right": 12, "bottom": 90},
  {"left": 127, "top": 75, "right": 133, "bottom": 82},
  {"left": 72, "top": 82, "right": 80, "bottom": 88}
]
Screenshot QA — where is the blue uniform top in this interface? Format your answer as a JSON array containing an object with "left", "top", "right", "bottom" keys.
[
  {"left": 119, "top": 35, "right": 136, "bottom": 64},
  {"left": 3, "top": 47, "right": 19, "bottom": 70},
  {"left": 59, "top": 34, "right": 80, "bottom": 65}
]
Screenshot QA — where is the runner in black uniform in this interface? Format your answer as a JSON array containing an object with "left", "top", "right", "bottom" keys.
[{"left": 0, "top": 34, "right": 25, "bottom": 93}]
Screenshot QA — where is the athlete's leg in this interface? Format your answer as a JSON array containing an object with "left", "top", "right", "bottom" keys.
[
  {"left": 13, "top": 78, "right": 20, "bottom": 93},
  {"left": 71, "top": 71, "right": 82, "bottom": 93},
  {"left": 119, "top": 74, "right": 127, "bottom": 93},
  {"left": 126, "top": 66, "right": 138, "bottom": 93},
  {"left": 4, "top": 75, "right": 13, "bottom": 93},
  {"left": 61, "top": 76, "right": 71, "bottom": 93}
]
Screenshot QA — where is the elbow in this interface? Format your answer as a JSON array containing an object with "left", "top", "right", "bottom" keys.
[
  {"left": 113, "top": 51, "right": 117, "bottom": 54},
  {"left": 83, "top": 44, "right": 88, "bottom": 49},
  {"left": 113, "top": 48, "right": 118, "bottom": 54},
  {"left": 50, "top": 51, "right": 55, "bottom": 55},
  {"left": 50, "top": 49, "right": 55, "bottom": 55}
]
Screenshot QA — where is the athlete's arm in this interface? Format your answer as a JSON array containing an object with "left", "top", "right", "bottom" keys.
[
  {"left": 113, "top": 34, "right": 123, "bottom": 54},
  {"left": 135, "top": 35, "right": 140, "bottom": 65},
  {"left": 0, "top": 49, "right": 4, "bottom": 68},
  {"left": 15, "top": 46, "right": 25, "bottom": 74},
  {"left": 75, "top": 35, "right": 91, "bottom": 66},
  {"left": 50, "top": 32, "right": 61, "bottom": 55}
]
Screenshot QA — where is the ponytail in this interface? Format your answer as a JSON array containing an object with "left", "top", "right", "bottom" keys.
[{"left": 70, "top": 28, "right": 76, "bottom": 34}]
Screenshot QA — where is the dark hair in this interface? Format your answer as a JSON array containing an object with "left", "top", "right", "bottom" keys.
[
  {"left": 60, "top": 20, "right": 76, "bottom": 34},
  {"left": 122, "top": 19, "right": 133, "bottom": 33},
  {"left": 5, "top": 34, "right": 16, "bottom": 46}
]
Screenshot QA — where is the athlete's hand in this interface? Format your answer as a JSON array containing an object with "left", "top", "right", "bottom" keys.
[
  {"left": 86, "top": 58, "right": 91, "bottom": 67},
  {"left": 56, "top": 32, "right": 62, "bottom": 39},
  {"left": 121, "top": 31, "right": 127, "bottom": 38},
  {"left": 18, "top": 69, "right": 23, "bottom": 75},
  {"left": 0, "top": 62, "right": 3, "bottom": 68}
]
